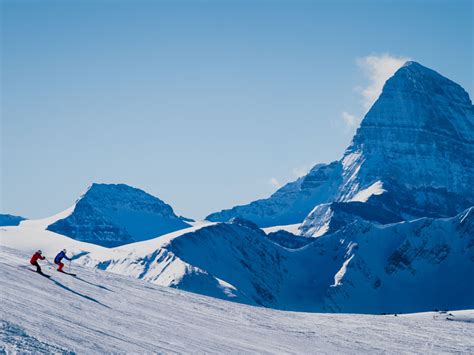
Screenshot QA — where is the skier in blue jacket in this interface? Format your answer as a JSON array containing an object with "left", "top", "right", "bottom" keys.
[{"left": 54, "top": 249, "right": 71, "bottom": 272}]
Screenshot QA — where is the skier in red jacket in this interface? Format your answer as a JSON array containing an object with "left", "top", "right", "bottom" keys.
[{"left": 30, "top": 250, "right": 46, "bottom": 274}]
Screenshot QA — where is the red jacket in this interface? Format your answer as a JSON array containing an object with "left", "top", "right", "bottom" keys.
[{"left": 30, "top": 252, "right": 45, "bottom": 264}]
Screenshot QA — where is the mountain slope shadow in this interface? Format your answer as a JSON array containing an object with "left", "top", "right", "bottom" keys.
[
  {"left": 48, "top": 278, "right": 110, "bottom": 308},
  {"left": 73, "top": 276, "right": 113, "bottom": 292}
]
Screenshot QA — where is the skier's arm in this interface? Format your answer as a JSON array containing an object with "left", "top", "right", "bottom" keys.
[
  {"left": 39, "top": 255, "right": 45, "bottom": 260},
  {"left": 65, "top": 255, "right": 72, "bottom": 261}
]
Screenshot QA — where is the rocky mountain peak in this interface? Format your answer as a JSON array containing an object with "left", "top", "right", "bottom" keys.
[
  {"left": 47, "top": 183, "right": 191, "bottom": 247},
  {"left": 207, "top": 61, "right": 474, "bottom": 231}
]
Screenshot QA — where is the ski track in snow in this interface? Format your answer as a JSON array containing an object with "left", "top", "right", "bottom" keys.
[{"left": 1, "top": 247, "right": 473, "bottom": 354}]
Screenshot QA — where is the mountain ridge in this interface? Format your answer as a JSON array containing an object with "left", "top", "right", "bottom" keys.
[
  {"left": 207, "top": 61, "right": 474, "bottom": 237},
  {"left": 46, "top": 183, "right": 192, "bottom": 247}
]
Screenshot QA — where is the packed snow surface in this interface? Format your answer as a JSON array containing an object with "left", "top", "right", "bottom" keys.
[{"left": 1, "top": 247, "right": 473, "bottom": 354}]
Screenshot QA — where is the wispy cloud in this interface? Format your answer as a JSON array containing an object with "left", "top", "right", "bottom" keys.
[
  {"left": 341, "top": 111, "right": 358, "bottom": 129},
  {"left": 356, "top": 54, "right": 410, "bottom": 110},
  {"left": 339, "top": 54, "right": 410, "bottom": 131},
  {"left": 292, "top": 162, "right": 317, "bottom": 178},
  {"left": 269, "top": 177, "right": 281, "bottom": 189}
]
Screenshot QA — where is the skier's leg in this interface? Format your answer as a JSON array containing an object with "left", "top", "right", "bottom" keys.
[
  {"left": 33, "top": 261, "right": 42, "bottom": 273},
  {"left": 58, "top": 262, "right": 64, "bottom": 271}
]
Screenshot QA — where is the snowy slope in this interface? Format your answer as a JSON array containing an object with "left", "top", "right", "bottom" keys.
[
  {"left": 9, "top": 207, "right": 465, "bottom": 314},
  {"left": 290, "top": 208, "right": 474, "bottom": 313},
  {"left": 80, "top": 219, "right": 282, "bottom": 307},
  {"left": 44, "top": 183, "right": 192, "bottom": 247},
  {"left": 21, "top": 205, "right": 76, "bottom": 229},
  {"left": 207, "top": 62, "right": 474, "bottom": 235},
  {"left": 2, "top": 247, "right": 473, "bottom": 354},
  {"left": 0, "top": 226, "right": 110, "bottom": 260},
  {"left": 0, "top": 221, "right": 214, "bottom": 269}
]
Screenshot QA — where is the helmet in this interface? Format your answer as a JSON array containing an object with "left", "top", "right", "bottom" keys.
[
  {"left": 63, "top": 249, "right": 67, "bottom": 253},
  {"left": 37, "top": 250, "right": 42, "bottom": 254}
]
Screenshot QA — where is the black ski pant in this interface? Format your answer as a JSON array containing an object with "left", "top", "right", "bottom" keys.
[{"left": 31, "top": 261, "right": 42, "bottom": 273}]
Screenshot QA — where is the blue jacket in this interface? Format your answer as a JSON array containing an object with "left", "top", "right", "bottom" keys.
[{"left": 54, "top": 251, "right": 71, "bottom": 264}]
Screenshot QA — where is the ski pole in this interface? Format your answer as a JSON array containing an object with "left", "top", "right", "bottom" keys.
[
  {"left": 45, "top": 258, "right": 54, "bottom": 267},
  {"left": 68, "top": 259, "right": 71, "bottom": 273}
]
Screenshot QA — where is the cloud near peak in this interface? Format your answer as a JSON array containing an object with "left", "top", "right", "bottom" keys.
[
  {"left": 341, "top": 111, "right": 358, "bottom": 129},
  {"left": 356, "top": 54, "right": 410, "bottom": 110},
  {"left": 341, "top": 53, "right": 410, "bottom": 130},
  {"left": 269, "top": 177, "right": 281, "bottom": 189}
]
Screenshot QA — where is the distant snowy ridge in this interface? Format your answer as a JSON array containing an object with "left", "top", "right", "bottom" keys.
[
  {"left": 43, "top": 183, "right": 192, "bottom": 247},
  {"left": 206, "top": 161, "right": 343, "bottom": 227},
  {"left": 207, "top": 62, "right": 474, "bottom": 237},
  {"left": 0, "top": 214, "right": 26, "bottom": 227},
  {"left": 60, "top": 207, "right": 472, "bottom": 313},
  {"left": 1, "top": 206, "right": 473, "bottom": 313},
  {"left": 20, "top": 205, "right": 75, "bottom": 229}
]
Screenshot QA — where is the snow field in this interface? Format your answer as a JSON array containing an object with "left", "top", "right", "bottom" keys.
[{"left": 1, "top": 247, "right": 473, "bottom": 354}]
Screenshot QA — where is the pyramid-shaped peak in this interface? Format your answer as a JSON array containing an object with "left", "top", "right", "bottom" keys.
[
  {"left": 393, "top": 60, "right": 447, "bottom": 82},
  {"left": 398, "top": 60, "right": 444, "bottom": 74},
  {"left": 355, "top": 60, "right": 473, "bottom": 142},
  {"left": 384, "top": 61, "right": 471, "bottom": 105},
  {"left": 397, "top": 61, "right": 447, "bottom": 78},
  {"left": 401, "top": 60, "right": 428, "bottom": 70}
]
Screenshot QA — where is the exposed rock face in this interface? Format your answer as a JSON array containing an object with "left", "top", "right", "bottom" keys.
[
  {"left": 338, "top": 61, "right": 473, "bottom": 213},
  {"left": 265, "top": 230, "right": 314, "bottom": 249},
  {"left": 208, "top": 62, "right": 474, "bottom": 237},
  {"left": 301, "top": 62, "right": 474, "bottom": 236},
  {"left": 0, "top": 214, "right": 26, "bottom": 226},
  {"left": 47, "top": 183, "right": 191, "bottom": 247},
  {"left": 206, "top": 161, "right": 342, "bottom": 227}
]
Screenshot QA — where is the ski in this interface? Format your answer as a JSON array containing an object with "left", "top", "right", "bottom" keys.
[
  {"left": 28, "top": 269, "right": 51, "bottom": 278},
  {"left": 58, "top": 270, "right": 77, "bottom": 276}
]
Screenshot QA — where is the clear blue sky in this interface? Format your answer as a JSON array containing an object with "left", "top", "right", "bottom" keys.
[{"left": 1, "top": 0, "right": 472, "bottom": 219}]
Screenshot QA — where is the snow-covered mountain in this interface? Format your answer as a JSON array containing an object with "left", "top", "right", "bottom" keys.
[
  {"left": 0, "top": 214, "right": 26, "bottom": 226},
  {"left": 1, "top": 61, "right": 472, "bottom": 317},
  {"left": 1, "top": 207, "right": 473, "bottom": 313},
  {"left": 42, "top": 183, "right": 192, "bottom": 247},
  {"left": 207, "top": 161, "right": 342, "bottom": 227},
  {"left": 208, "top": 62, "right": 474, "bottom": 236},
  {"left": 51, "top": 207, "right": 469, "bottom": 313},
  {"left": 3, "top": 248, "right": 472, "bottom": 353}
]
